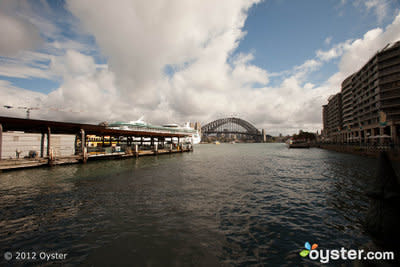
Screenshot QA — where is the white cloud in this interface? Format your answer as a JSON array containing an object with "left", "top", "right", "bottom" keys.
[
  {"left": 1, "top": 2, "right": 400, "bottom": 135},
  {"left": 324, "top": 36, "right": 332, "bottom": 45},
  {"left": 363, "top": 0, "right": 390, "bottom": 24},
  {"left": 66, "top": 0, "right": 262, "bottom": 104},
  {"left": 317, "top": 11, "right": 400, "bottom": 75},
  {"left": 0, "top": 79, "right": 45, "bottom": 118},
  {"left": 338, "top": 13, "right": 400, "bottom": 75},
  {"left": 316, "top": 40, "right": 353, "bottom": 61},
  {"left": 0, "top": 0, "right": 42, "bottom": 56}
]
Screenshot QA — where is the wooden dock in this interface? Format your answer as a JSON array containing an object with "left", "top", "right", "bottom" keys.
[
  {"left": 0, "top": 148, "right": 192, "bottom": 171},
  {"left": 0, "top": 116, "right": 194, "bottom": 171}
]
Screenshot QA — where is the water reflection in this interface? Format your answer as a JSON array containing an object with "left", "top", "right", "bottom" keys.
[{"left": 0, "top": 144, "right": 379, "bottom": 266}]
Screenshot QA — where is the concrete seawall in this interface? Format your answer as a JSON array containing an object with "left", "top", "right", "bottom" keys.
[{"left": 317, "top": 144, "right": 400, "bottom": 161}]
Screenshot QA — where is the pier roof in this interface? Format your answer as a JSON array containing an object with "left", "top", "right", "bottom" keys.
[{"left": 0, "top": 116, "right": 191, "bottom": 137}]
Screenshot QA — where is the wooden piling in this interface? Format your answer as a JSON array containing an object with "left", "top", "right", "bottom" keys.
[
  {"left": 0, "top": 123, "right": 2, "bottom": 161},
  {"left": 47, "top": 127, "right": 51, "bottom": 157},
  {"left": 47, "top": 127, "right": 54, "bottom": 165},
  {"left": 81, "top": 129, "right": 87, "bottom": 163},
  {"left": 154, "top": 143, "right": 158, "bottom": 155}
]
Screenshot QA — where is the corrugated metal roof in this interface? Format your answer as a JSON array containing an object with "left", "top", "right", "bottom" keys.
[{"left": 0, "top": 116, "right": 191, "bottom": 137}]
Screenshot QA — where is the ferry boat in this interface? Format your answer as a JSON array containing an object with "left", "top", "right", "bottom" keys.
[{"left": 287, "top": 139, "right": 310, "bottom": 148}]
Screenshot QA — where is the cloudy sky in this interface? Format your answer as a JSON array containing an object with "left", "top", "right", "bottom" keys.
[{"left": 1, "top": 0, "right": 400, "bottom": 135}]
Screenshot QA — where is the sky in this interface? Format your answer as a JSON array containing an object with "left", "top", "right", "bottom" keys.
[{"left": 0, "top": 0, "right": 400, "bottom": 135}]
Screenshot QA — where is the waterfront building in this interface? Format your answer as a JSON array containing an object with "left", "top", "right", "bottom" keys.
[
  {"left": 0, "top": 132, "right": 74, "bottom": 159},
  {"left": 322, "top": 93, "right": 342, "bottom": 142},
  {"left": 341, "top": 74, "right": 354, "bottom": 134},
  {"left": 323, "top": 41, "right": 400, "bottom": 144}
]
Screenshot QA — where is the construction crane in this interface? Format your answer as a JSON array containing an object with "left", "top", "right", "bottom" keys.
[
  {"left": 3, "top": 105, "right": 40, "bottom": 119},
  {"left": 2, "top": 105, "right": 89, "bottom": 120}
]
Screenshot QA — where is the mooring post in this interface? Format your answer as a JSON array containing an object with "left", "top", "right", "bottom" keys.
[
  {"left": 81, "top": 129, "right": 87, "bottom": 163},
  {"left": 47, "top": 127, "right": 53, "bottom": 165},
  {"left": 0, "top": 123, "right": 3, "bottom": 161},
  {"left": 134, "top": 144, "right": 138, "bottom": 158},
  {"left": 154, "top": 142, "right": 158, "bottom": 155}
]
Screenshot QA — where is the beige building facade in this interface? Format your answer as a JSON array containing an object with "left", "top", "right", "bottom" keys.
[{"left": 323, "top": 41, "right": 400, "bottom": 144}]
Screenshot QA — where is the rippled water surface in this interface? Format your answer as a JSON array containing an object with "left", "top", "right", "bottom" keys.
[{"left": 0, "top": 144, "right": 382, "bottom": 266}]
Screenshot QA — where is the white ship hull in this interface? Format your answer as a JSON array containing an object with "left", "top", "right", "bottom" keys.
[{"left": 192, "top": 132, "right": 201, "bottom": 145}]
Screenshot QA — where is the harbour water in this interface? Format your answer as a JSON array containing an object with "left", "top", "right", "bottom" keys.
[{"left": 0, "top": 143, "right": 386, "bottom": 266}]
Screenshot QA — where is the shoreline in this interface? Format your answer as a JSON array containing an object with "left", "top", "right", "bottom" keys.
[{"left": 315, "top": 143, "right": 400, "bottom": 161}]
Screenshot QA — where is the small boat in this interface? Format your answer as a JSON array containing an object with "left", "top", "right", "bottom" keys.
[
  {"left": 213, "top": 141, "right": 221, "bottom": 145},
  {"left": 287, "top": 139, "right": 310, "bottom": 148}
]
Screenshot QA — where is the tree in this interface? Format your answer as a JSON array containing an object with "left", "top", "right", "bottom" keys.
[{"left": 292, "top": 130, "right": 316, "bottom": 141}]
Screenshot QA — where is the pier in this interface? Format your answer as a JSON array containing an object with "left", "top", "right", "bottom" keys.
[{"left": 0, "top": 116, "right": 193, "bottom": 171}]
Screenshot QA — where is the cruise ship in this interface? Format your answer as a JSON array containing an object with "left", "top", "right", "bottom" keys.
[
  {"left": 162, "top": 122, "right": 201, "bottom": 145},
  {"left": 108, "top": 118, "right": 201, "bottom": 144}
]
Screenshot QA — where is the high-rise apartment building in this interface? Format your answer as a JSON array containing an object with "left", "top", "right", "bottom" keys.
[
  {"left": 322, "top": 93, "right": 342, "bottom": 142},
  {"left": 322, "top": 41, "right": 400, "bottom": 144}
]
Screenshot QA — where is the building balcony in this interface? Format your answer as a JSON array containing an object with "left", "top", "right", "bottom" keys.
[
  {"left": 381, "top": 102, "right": 400, "bottom": 109},
  {"left": 379, "top": 74, "right": 400, "bottom": 84},
  {"left": 378, "top": 50, "right": 400, "bottom": 62},
  {"left": 380, "top": 92, "right": 400, "bottom": 101},
  {"left": 378, "top": 57, "right": 400, "bottom": 70},
  {"left": 379, "top": 66, "right": 400, "bottom": 77}
]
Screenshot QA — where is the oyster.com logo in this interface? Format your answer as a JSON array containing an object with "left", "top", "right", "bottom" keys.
[
  {"left": 299, "top": 242, "right": 318, "bottom": 257},
  {"left": 298, "top": 241, "right": 395, "bottom": 263}
]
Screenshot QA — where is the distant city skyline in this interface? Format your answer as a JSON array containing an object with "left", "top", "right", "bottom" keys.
[{"left": 1, "top": 0, "right": 400, "bottom": 135}]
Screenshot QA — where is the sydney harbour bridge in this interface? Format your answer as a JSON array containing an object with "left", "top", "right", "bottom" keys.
[{"left": 201, "top": 117, "right": 266, "bottom": 142}]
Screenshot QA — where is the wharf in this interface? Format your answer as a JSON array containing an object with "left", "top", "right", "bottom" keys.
[
  {"left": 0, "top": 116, "right": 193, "bottom": 171},
  {"left": 0, "top": 148, "right": 192, "bottom": 171},
  {"left": 316, "top": 143, "right": 400, "bottom": 161}
]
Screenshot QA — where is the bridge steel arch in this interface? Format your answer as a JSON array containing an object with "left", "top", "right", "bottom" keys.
[{"left": 201, "top": 117, "right": 262, "bottom": 141}]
